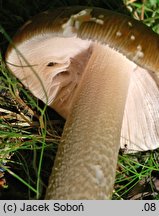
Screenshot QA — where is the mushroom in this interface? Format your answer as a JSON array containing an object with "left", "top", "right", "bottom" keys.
[
  {"left": 121, "top": 68, "right": 159, "bottom": 153},
  {"left": 5, "top": 7, "right": 159, "bottom": 199}
]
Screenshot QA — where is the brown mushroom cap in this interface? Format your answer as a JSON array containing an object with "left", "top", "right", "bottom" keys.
[
  {"left": 5, "top": 7, "right": 159, "bottom": 199},
  {"left": 6, "top": 7, "right": 159, "bottom": 75}
]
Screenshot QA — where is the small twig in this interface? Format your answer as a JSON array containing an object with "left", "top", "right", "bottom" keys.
[
  {"left": 141, "top": 0, "right": 145, "bottom": 20},
  {"left": 126, "top": 0, "right": 137, "bottom": 5},
  {"left": 133, "top": 10, "right": 140, "bottom": 20}
]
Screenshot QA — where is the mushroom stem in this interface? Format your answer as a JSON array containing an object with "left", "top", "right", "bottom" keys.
[{"left": 45, "top": 42, "right": 136, "bottom": 199}]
